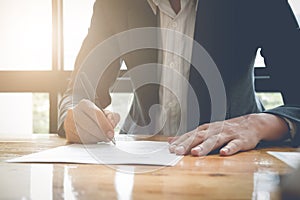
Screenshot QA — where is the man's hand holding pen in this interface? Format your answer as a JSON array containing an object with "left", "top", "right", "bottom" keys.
[{"left": 64, "top": 99, "right": 120, "bottom": 144}]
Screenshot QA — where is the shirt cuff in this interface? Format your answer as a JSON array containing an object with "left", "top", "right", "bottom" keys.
[{"left": 283, "top": 117, "right": 297, "bottom": 139}]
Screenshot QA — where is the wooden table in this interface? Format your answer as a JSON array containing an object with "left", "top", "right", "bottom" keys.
[{"left": 0, "top": 134, "right": 297, "bottom": 200}]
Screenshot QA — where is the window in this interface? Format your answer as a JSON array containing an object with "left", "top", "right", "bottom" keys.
[
  {"left": 289, "top": 0, "right": 300, "bottom": 23},
  {"left": 0, "top": 0, "right": 130, "bottom": 135},
  {"left": 255, "top": 1, "right": 299, "bottom": 109},
  {"left": 0, "top": 0, "right": 67, "bottom": 135},
  {"left": 0, "top": 0, "right": 53, "bottom": 135},
  {"left": 0, "top": 93, "right": 49, "bottom": 135},
  {"left": 63, "top": 0, "right": 95, "bottom": 70},
  {"left": 0, "top": 93, "right": 33, "bottom": 135},
  {"left": 0, "top": 0, "right": 52, "bottom": 70}
]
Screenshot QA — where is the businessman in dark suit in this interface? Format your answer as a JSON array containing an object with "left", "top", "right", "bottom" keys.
[{"left": 58, "top": 0, "right": 300, "bottom": 156}]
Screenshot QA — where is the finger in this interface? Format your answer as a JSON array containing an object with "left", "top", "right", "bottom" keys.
[
  {"left": 171, "top": 129, "right": 197, "bottom": 145},
  {"left": 167, "top": 136, "right": 179, "bottom": 144},
  {"left": 104, "top": 111, "right": 120, "bottom": 128},
  {"left": 76, "top": 122, "right": 112, "bottom": 143},
  {"left": 169, "top": 123, "right": 210, "bottom": 149},
  {"left": 169, "top": 129, "right": 198, "bottom": 152},
  {"left": 78, "top": 100, "right": 115, "bottom": 139},
  {"left": 65, "top": 109, "right": 109, "bottom": 143},
  {"left": 66, "top": 126, "right": 102, "bottom": 144},
  {"left": 76, "top": 125, "right": 108, "bottom": 144},
  {"left": 220, "top": 139, "right": 242, "bottom": 156},
  {"left": 73, "top": 108, "right": 105, "bottom": 139},
  {"left": 94, "top": 109, "right": 115, "bottom": 138},
  {"left": 64, "top": 118, "right": 98, "bottom": 144},
  {"left": 172, "top": 130, "right": 209, "bottom": 155},
  {"left": 191, "top": 130, "right": 237, "bottom": 156},
  {"left": 190, "top": 135, "right": 220, "bottom": 156},
  {"left": 198, "top": 123, "right": 210, "bottom": 131}
]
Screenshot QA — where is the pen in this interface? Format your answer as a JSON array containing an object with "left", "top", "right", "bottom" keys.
[{"left": 111, "top": 137, "right": 116, "bottom": 145}]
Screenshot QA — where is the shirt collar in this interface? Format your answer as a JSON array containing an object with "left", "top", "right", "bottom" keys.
[
  {"left": 147, "top": 0, "right": 159, "bottom": 15},
  {"left": 148, "top": 0, "right": 198, "bottom": 15}
]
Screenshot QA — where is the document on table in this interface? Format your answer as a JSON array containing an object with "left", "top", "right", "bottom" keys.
[
  {"left": 7, "top": 141, "right": 183, "bottom": 166},
  {"left": 268, "top": 151, "right": 300, "bottom": 169}
]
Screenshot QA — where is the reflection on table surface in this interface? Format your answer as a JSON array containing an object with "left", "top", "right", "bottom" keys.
[{"left": 0, "top": 134, "right": 297, "bottom": 200}]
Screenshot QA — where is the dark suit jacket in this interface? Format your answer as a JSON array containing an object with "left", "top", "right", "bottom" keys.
[{"left": 58, "top": 0, "right": 300, "bottom": 145}]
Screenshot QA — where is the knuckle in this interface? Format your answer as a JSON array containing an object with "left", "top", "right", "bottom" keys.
[
  {"left": 215, "top": 134, "right": 223, "bottom": 144},
  {"left": 198, "top": 123, "right": 209, "bottom": 130},
  {"left": 230, "top": 140, "right": 241, "bottom": 149},
  {"left": 222, "top": 132, "right": 233, "bottom": 141},
  {"left": 103, "top": 110, "right": 111, "bottom": 115},
  {"left": 78, "top": 99, "right": 87, "bottom": 106},
  {"left": 194, "top": 131, "right": 205, "bottom": 140},
  {"left": 224, "top": 125, "right": 236, "bottom": 135},
  {"left": 186, "top": 131, "right": 194, "bottom": 137},
  {"left": 114, "top": 113, "right": 121, "bottom": 122},
  {"left": 78, "top": 99, "right": 90, "bottom": 107}
]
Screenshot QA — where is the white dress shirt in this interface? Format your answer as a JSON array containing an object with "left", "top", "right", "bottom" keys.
[{"left": 148, "top": 0, "right": 198, "bottom": 136}]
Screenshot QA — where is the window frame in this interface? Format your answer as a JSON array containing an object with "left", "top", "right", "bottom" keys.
[{"left": 0, "top": 0, "right": 70, "bottom": 133}]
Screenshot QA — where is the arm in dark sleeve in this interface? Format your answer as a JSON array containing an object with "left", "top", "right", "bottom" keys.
[
  {"left": 261, "top": 0, "right": 300, "bottom": 145},
  {"left": 57, "top": 0, "right": 123, "bottom": 137}
]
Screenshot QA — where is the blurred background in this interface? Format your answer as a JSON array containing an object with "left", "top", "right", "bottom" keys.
[{"left": 0, "top": 0, "right": 299, "bottom": 136}]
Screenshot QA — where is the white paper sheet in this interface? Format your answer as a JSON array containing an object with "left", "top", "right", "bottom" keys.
[
  {"left": 7, "top": 141, "right": 183, "bottom": 166},
  {"left": 267, "top": 151, "right": 300, "bottom": 168}
]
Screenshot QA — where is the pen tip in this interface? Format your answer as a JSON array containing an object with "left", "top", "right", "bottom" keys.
[{"left": 112, "top": 137, "right": 116, "bottom": 145}]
